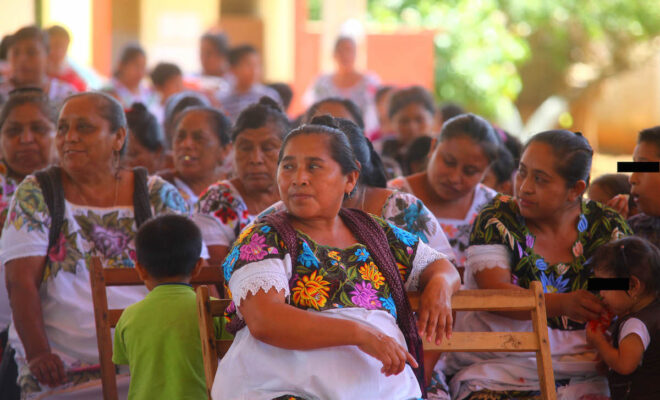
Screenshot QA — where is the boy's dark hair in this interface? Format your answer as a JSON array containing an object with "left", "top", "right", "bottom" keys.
[
  {"left": 229, "top": 44, "right": 257, "bottom": 67},
  {"left": 590, "top": 236, "right": 660, "bottom": 296},
  {"left": 136, "top": 215, "right": 202, "bottom": 279},
  {"left": 638, "top": 126, "right": 660, "bottom": 157},
  {"left": 150, "top": 62, "right": 182, "bottom": 88},
  {"left": 591, "top": 173, "right": 631, "bottom": 199}
]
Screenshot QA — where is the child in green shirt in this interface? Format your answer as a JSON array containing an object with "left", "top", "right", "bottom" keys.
[{"left": 113, "top": 214, "right": 218, "bottom": 400}]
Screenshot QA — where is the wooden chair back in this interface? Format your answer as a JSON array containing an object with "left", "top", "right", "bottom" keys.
[
  {"left": 409, "top": 281, "right": 556, "bottom": 400},
  {"left": 89, "top": 257, "right": 224, "bottom": 400},
  {"left": 195, "top": 285, "right": 233, "bottom": 399}
]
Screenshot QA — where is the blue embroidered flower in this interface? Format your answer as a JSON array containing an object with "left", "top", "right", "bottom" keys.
[
  {"left": 380, "top": 295, "right": 397, "bottom": 318},
  {"left": 260, "top": 225, "right": 271, "bottom": 233},
  {"left": 159, "top": 184, "right": 188, "bottom": 213},
  {"left": 540, "top": 273, "right": 570, "bottom": 294},
  {"left": 222, "top": 246, "right": 241, "bottom": 281},
  {"left": 577, "top": 214, "right": 588, "bottom": 233},
  {"left": 297, "top": 241, "right": 319, "bottom": 268},
  {"left": 405, "top": 201, "right": 430, "bottom": 243},
  {"left": 535, "top": 258, "right": 549, "bottom": 271},
  {"left": 354, "top": 248, "right": 370, "bottom": 262},
  {"left": 389, "top": 223, "right": 417, "bottom": 246}
]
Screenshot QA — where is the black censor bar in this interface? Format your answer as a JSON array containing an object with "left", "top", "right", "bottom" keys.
[
  {"left": 617, "top": 161, "right": 660, "bottom": 173},
  {"left": 587, "top": 278, "right": 630, "bottom": 291}
]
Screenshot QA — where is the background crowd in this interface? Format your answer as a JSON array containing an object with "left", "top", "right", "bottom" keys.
[{"left": 0, "top": 21, "right": 658, "bottom": 400}]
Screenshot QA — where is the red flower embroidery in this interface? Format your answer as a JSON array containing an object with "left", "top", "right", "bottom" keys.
[{"left": 214, "top": 207, "right": 237, "bottom": 224}]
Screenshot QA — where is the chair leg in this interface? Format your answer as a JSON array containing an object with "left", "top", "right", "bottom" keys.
[{"left": 530, "top": 281, "right": 557, "bottom": 400}]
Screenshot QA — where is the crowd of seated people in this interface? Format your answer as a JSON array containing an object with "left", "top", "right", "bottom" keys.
[{"left": 0, "top": 23, "right": 659, "bottom": 400}]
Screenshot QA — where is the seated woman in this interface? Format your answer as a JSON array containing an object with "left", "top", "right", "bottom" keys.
[
  {"left": 627, "top": 127, "right": 660, "bottom": 248},
  {"left": 161, "top": 106, "right": 232, "bottom": 208},
  {"left": 260, "top": 116, "right": 455, "bottom": 263},
  {"left": 443, "top": 130, "right": 631, "bottom": 400},
  {"left": 104, "top": 44, "right": 158, "bottom": 115},
  {"left": 0, "top": 92, "right": 189, "bottom": 397},
  {"left": 388, "top": 113, "right": 499, "bottom": 268},
  {"left": 123, "top": 102, "right": 166, "bottom": 174},
  {"left": 212, "top": 117, "right": 460, "bottom": 399},
  {"left": 194, "top": 97, "right": 289, "bottom": 263},
  {"left": 0, "top": 88, "right": 56, "bottom": 347}
]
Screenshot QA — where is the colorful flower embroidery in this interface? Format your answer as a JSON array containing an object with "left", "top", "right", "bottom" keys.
[
  {"left": 292, "top": 270, "right": 330, "bottom": 310},
  {"left": 540, "top": 274, "right": 570, "bottom": 294},
  {"left": 350, "top": 281, "right": 381, "bottom": 309},
  {"left": 223, "top": 246, "right": 241, "bottom": 280},
  {"left": 535, "top": 258, "right": 548, "bottom": 271},
  {"left": 572, "top": 241, "right": 584, "bottom": 258},
  {"left": 359, "top": 262, "right": 385, "bottom": 289},
  {"left": 578, "top": 214, "right": 588, "bottom": 232},
  {"left": 380, "top": 295, "right": 397, "bottom": 318},
  {"left": 75, "top": 211, "right": 135, "bottom": 264},
  {"left": 214, "top": 207, "right": 238, "bottom": 224},
  {"left": 354, "top": 248, "right": 369, "bottom": 262},
  {"left": 388, "top": 223, "right": 417, "bottom": 246},
  {"left": 297, "top": 241, "right": 319, "bottom": 268},
  {"left": 327, "top": 251, "right": 341, "bottom": 261},
  {"left": 239, "top": 233, "right": 268, "bottom": 262}
]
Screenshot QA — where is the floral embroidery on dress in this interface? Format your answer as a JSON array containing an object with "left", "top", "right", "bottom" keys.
[
  {"left": 7, "top": 178, "right": 48, "bottom": 233},
  {"left": 75, "top": 211, "right": 135, "bottom": 264},
  {"left": 44, "top": 220, "right": 83, "bottom": 281},
  {"left": 152, "top": 178, "right": 189, "bottom": 214},
  {"left": 470, "top": 193, "right": 632, "bottom": 330},
  {"left": 224, "top": 217, "right": 419, "bottom": 321},
  {"left": 196, "top": 181, "right": 254, "bottom": 244}
]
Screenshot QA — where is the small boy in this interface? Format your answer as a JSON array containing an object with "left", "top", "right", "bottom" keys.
[
  {"left": 113, "top": 215, "right": 218, "bottom": 400},
  {"left": 218, "top": 44, "right": 282, "bottom": 121},
  {"left": 150, "top": 62, "right": 184, "bottom": 106}
]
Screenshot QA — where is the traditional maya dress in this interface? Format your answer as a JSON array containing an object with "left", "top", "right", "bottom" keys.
[
  {"left": 441, "top": 194, "right": 631, "bottom": 400},
  {"left": 0, "top": 175, "right": 189, "bottom": 397},
  {"left": 212, "top": 215, "right": 448, "bottom": 400},
  {"left": 0, "top": 161, "right": 19, "bottom": 330}
]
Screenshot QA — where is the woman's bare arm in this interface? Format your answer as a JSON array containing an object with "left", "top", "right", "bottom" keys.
[{"left": 416, "top": 259, "right": 460, "bottom": 344}]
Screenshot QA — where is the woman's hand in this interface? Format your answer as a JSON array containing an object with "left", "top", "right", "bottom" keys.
[
  {"left": 356, "top": 326, "right": 418, "bottom": 376},
  {"left": 27, "top": 351, "right": 67, "bottom": 387},
  {"left": 560, "top": 290, "right": 606, "bottom": 323},
  {"left": 606, "top": 194, "right": 629, "bottom": 219},
  {"left": 417, "top": 278, "right": 453, "bottom": 345}
]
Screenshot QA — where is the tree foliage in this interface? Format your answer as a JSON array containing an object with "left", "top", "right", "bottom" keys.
[{"left": 367, "top": 0, "right": 660, "bottom": 122}]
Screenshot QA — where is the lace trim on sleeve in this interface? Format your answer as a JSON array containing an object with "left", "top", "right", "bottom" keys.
[
  {"left": 464, "top": 244, "right": 510, "bottom": 289},
  {"left": 406, "top": 241, "right": 447, "bottom": 291},
  {"left": 228, "top": 255, "right": 291, "bottom": 310}
]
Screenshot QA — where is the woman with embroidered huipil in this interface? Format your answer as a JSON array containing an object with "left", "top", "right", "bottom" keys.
[
  {"left": 1, "top": 92, "right": 189, "bottom": 398},
  {"left": 442, "top": 130, "right": 632, "bottom": 400},
  {"left": 212, "top": 117, "right": 459, "bottom": 399}
]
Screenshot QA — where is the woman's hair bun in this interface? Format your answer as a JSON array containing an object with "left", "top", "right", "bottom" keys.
[
  {"left": 129, "top": 102, "right": 148, "bottom": 113},
  {"left": 309, "top": 114, "right": 339, "bottom": 129},
  {"left": 257, "top": 96, "right": 283, "bottom": 112}
]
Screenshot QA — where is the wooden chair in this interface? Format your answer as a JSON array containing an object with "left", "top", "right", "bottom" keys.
[
  {"left": 409, "top": 281, "right": 556, "bottom": 400},
  {"left": 196, "top": 285, "right": 233, "bottom": 399},
  {"left": 89, "top": 257, "right": 224, "bottom": 400}
]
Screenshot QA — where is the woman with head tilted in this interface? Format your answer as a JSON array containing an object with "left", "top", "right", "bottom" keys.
[
  {"left": 0, "top": 92, "right": 188, "bottom": 397},
  {"left": 194, "top": 97, "right": 289, "bottom": 263},
  {"left": 441, "top": 130, "right": 631, "bottom": 400},
  {"left": 388, "top": 113, "right": 499, "bottom": 268},
  {"left": 212, "top": 116, "right": 460, "bottom": 399}
]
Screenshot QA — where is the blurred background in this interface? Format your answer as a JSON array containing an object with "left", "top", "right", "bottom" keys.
[{"left": 2, "top": 0, "right": 660, "bottom": 173}]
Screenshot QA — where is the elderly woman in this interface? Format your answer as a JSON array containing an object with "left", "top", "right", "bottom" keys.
[
  {"left": 0, "top": 92, "right": 188, "bottom": 397},
  {"left": 212, "top": 117, "right": 460, "bottom": 399},
  {"left": 194, "top": 97, "right": 288, "bottom": 263},
  {"left": 442, "top": 130, "right": 631, "bottom": 400},
  {"left": 0, "top": 26, "right": 77, "bottom": 107},
  {"left": 161, "top": 106, "right": 232, "bottom": 208}
]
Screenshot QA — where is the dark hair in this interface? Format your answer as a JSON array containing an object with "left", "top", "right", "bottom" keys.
[
  {"left": 525, "top": 130, "right": 593, "bottom": 188},
  {"left": 126, "top": 103, "right": 163, "bottom": 152},
  {"left": 388, "top": 86, "right": 435, "bottom": 119},
  {"left": 305, "top": 97, "right": 365, "bottom": 129},
  {"left": 267, "top": 83, "right": 293, "bottom": 111},
  {"left": 232, "top": 96, "right": 289, "bottom": 141},
  {"left": 591, "top": 174, "right": 631, "bottom": 199},
  {"left": 201, "top": 32, "right": 229, "bottom": 56},
  {"left": 114, "top": 43, "right": 145, "bottom": 76},
  {"left": 228, "top": 44, "right": 257, "bottom": 67},
  {"left": 335, "top": 118, "right": 388, "bottom": 188},
  {"left": 8, "top": 26, "right": 49, "bottom": 52},
  {"left": 0, "top": 88, "right": 57, "bottom": 130},
  {"left": 439, "top": 113, "right": 501, "bottom": 163},
  {"left": 149, "top": 62, "right": 182, "bottom": 87},
  {"left": 136, "top": 215, "right": 202, "bottom": 279},
  {"left": 375, "top": 85, "right": 395, "bottom": 104},
  {"left": 334, "top": 36, "right": 355, "bottom": 52},
  {"left": 490, "top": 145, "right": 516, "bottom": 184},
  {"left": 590, "top": 236, "right": 660, "bottom": 296},
  {"left": 175, "top": 106, "right": 231, "bottom": 147},
  {"left": 439, "top": 102, "right": 465, "bottom": 122},
  {"left": 500, "top": 129, "right": 523, "bottom": 166},
  {"left": 46, "top": 25, "right": 70, "bottom": 41},
  {"left": 279, "top": 115, "right": 359, "bottom": 177},
  {"left": 163, "top": 91, "right": 211, "bottom": 147},
  {"left": 62, "top": 92, "right": 128, "bottom": 154},
  {"left": 0, "top": 35, "right": 12, "bottom": 61},
  {"left": 638, "top": 126, "right": 660, "bottom": 157},
  {"left": 404, "top": 136, "right": 433, "bottom": 175}
]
